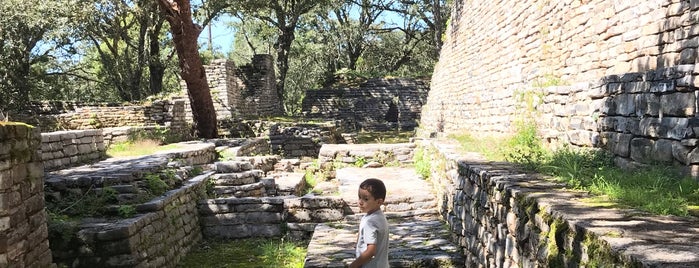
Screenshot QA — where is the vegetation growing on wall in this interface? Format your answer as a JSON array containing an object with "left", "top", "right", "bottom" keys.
[
  {"left": 449, "top": 129, "right": 699, "bottom": 217},
  {"left": 414, "top": 147, "right": 432, "bottom": 179}
]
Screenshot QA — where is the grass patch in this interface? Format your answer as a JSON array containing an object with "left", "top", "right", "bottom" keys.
[
  {"left": 178, "top": 238, "right": 308, "bottom": 268},
  {"left": 450, "top": 127, "right": 699, "bottom": 217},
  {"left": 447, "top": 132, "right": 506, "bottom": 161},
  {"left": 413, "top": 147, "right": 431, "bottom": 179},
  {"left": 355, "top": 130, "right": 414, "bottom": 144},
  {"left": 107, "top": 139, "right": 180, "bottom": 157}
]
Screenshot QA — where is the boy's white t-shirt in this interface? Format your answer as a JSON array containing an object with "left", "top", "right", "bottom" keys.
[{"left": 355, "top": 209, "right": 389, "bottom": 268}]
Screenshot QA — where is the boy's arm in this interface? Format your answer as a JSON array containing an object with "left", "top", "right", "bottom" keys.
[{"left": 349, "top": 244, "right": 376, "bottom": 268}]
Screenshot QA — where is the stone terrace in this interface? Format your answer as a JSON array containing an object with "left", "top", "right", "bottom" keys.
[{"left": 304, "top": 167, "right": 464, "bottom": 267}]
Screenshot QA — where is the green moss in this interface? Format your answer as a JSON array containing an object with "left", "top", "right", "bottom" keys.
[
  {"left": 546, "top": 217, "right": 568, "bottom": 266},
  {"left": 582, "top": 233, "right": 618, "bottom": 267}
]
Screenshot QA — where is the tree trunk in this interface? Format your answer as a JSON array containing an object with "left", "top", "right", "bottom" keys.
[
  {"left": 274, "top": 26, "right": 294, "bottom": 115},
  {"left": 157, "top": 0, "right": 217, "bottom": 139},
  {"left": 148, "top": 15, "right": 165, "bottom": 95}
]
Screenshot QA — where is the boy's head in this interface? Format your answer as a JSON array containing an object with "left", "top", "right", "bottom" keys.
[
  {"left": 359, "top": 178, "right": 386, "bottom": 200},
  {"left": 358, "top": 178, "right": 386, "bottom": 213}
]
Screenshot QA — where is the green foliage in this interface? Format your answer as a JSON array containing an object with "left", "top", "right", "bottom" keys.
[
  {"left": 191, "top": 166, "right": 204, "bottom": 176},
  {"left": 354, "top": 156, "right": 367, "bottom": 167},
  {"left": 127, "top": 126, "right": 186, "bottom": 145},
  {"left": 106, "top": 140, "right": 180, "bottom": 158},
  {"left": 453, "top": 131, "right": 699, "bottom": 216},
  {"left": 117, "top": 205, "right": 137, "bottom": 218},
  {"left": 374, "top": 151, "right": 397, "bottom": 166},
  {"left": 447, "top": 132, "right": 505, "bottom": 160},
  {"left": 413, "top": 147, "right": 432, "bottom": 179},
  {"left": 533, "top": 74, "right": 566, "bottom": 88},
  {"left": 544, "top": 149, "right": 699, "bottom": 216},
  {"left": 46, "top": 185, "right": 119, "bottom": 217},
  {"left": 178, "top": 238, "right": 308, "bottom": 268},
  {"left": 145, "top": 172, "right": 170, "bottom": 196},
  {"left": 501, "top": 122, "right": 547, "bottom": 170},
  {"left": 355, "top": 131, "right": 414, "bottom": 144},
  {"left": 0, "top": 0, "right": 73, "bottom": 110}
]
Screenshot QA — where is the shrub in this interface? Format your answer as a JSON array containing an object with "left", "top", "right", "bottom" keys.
[{"left": 414, "top": 147, "right": 431, "bottom": 179}]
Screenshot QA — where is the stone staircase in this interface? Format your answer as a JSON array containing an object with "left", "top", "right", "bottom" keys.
[
  {"left": 211, "top": 161, "right": 267, "bottom": 197},
  {"left": 304, "top": 167, "right": 464, "bottom": 267},
  {"left": 209, "top": 156, "right": 308, "bottom": 198}
]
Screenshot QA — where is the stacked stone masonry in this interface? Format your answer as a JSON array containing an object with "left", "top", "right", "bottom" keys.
[
  {"left": 317, "top": 143, "right": 417, "bottom": 167},
  {"left": 421, "top": 140, "right": 699, "bottom": 267},
  {"left": 14, "top": 100, "right": 187, "bottom": 133},
  {"left": 0, "top": 124, "right": 54, "bottom": 267},
  {"left": 269, "top": 123, "right": 344, "bottom": 158},
  {"left": 40, "top": 126, "right": 191, "bottom": 171},
  {"left": 420, "top": 0, "right": 699, "bottom": 169},
  {"left": 198, "top": 196, "right": 347, "bottom": 241},
  {"left": 302, "top": 78, "right": 429, "bottom": 131},
  {"left": 41, "top": 130, "right": 106, "bottom": 171},
  {"left": 54, "top": 172, "right": 211, "bottom": 267},
  {"left": 182, "top": 55, "right": 282, "bottom": 122}
]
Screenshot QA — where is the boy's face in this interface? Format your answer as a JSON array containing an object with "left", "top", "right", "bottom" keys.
[{"left": 358, "top": 188, "right": 383, "bottom": 213}]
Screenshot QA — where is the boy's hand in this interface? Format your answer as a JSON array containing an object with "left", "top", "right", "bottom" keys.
[{"left": 349, "top": 244, "right": 377, "bottom": 268}]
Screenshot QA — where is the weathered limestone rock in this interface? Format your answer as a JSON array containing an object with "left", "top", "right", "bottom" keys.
[
  {"left": 0, "top": 123, "right": 53, "bottom": 267},
  {"left": 419, "top": 0, "right": 699, "bottom": 171}
]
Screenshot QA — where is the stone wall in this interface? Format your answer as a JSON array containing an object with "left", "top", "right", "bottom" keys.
[
  {"left": 182, "top": 55, "right": 282, "bottom": 122},
  {"left": 40, "top": 126, "right": 193, "bottom": 172},
  {"left": 420, "top": 0, "right": 699, "bottom": 168},
  {"left": 269, "top": 123, "right": 344, "bottom": 158},
  {"left": 236, "top": 55, "right": 282, "bottom": 117},
  {"left": 14, "top": 100, "right": 187, "bottom": 133},
  {"left": 50, "top": 172, "right": 211, "bottom": 267},
  {"left": 421, "top": 140, "right": 699, "bottom": 267},
  {"left": 198, "top": 196, "right": 347, "bottom": 240},
  {"left": 317, "top": 143, "right": 417, "bottom": 167},
  {"left": 0, "top": 123, "right": 54, "bottom": 267},
  {"left": 41, "top": 130, "right": 106, "bottom": 171},
  {"left": 302, "top": 78, "right": 429, "bottom": 131}
]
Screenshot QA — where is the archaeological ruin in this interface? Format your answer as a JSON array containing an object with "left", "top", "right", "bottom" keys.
[{"left": 2, "top": 0, "right": 699, "bottom": 267}]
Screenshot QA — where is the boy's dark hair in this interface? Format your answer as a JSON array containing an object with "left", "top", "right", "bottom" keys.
[{"left": 359, "top": 178, "right": 386, "bottom": 200}]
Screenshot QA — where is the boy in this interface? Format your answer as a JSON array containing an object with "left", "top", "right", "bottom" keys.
[{"left": 350, "top": 178, "right": 389, "bottom": 268}]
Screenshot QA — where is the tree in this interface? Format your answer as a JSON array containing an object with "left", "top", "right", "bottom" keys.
[
  {"left": 330, "top": 0, "right": 388, "bottom": 71},
  {"left": 70, "top": 0, "right": 176, "bottom": 101},
  {"left": 382, "top": 0, "right": 449, "bottom": 56},
  {"left": 231, "top": 0, "right": 334, "bottom": 114},
  {"left": 157, "top": 0, "right": 217, "bottom": 139},
  {"left": 0, "top": 0, "right": 73, "bottom": 112}
]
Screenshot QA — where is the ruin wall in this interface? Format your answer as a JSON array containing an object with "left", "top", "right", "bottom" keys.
[
  {"left": 0, "top": 123, "right": 54, "bottom": 267},
  {"left": 303, "top": 78, "right": 429, "bottom": 131},
  {"left": 421, "top": 139, "right": 699, "bottom": 267},
  {"left": 420, "top": 0, "right": 699, "bottom": 169}
]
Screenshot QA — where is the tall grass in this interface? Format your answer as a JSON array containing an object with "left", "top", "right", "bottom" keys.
[
  {"left": 106, "top": 139, "right": 179, "bottom": 157},
  {"left": 450, "top": 127, "right": 699, "bottom": 217},
  {"left": 178, "top": 238, "right": 307, "bottom": 268}
]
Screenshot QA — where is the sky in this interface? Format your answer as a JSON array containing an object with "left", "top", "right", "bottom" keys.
[{"left": 198, "top": 15, "right": 236, "bottom": 55}]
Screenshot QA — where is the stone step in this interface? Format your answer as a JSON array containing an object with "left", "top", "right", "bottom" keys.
[
  {"left": 267, "top": 172, "right": 307, "bottom": 196},
  {"left": 214, "top": 161, "right": 254, "bottom": 173},
  {"left": 304, "top": 216, "right": 464, "bottom": 268},
  {"left": 210, "top": 170, "right": 265, "bottom": 186},
  {"left": 212, "top": 182, "right": 266, "bottom": 198},
  {"left": 234, "top": 156, "right": 281, "bottom": 172},
  {"left": 337, "top": 167, "right": 438, "bottom": 214}
]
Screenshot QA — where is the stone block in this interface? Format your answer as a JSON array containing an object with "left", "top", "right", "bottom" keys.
[
  {"left": 673, "top": 141, "right": 692, "bottom": 164},
  {"left": 634, "top": 93, "right": 661, "bottom": 116},
  {"left": 661, "top": 92, "right": 695, "bottom": 116}
]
